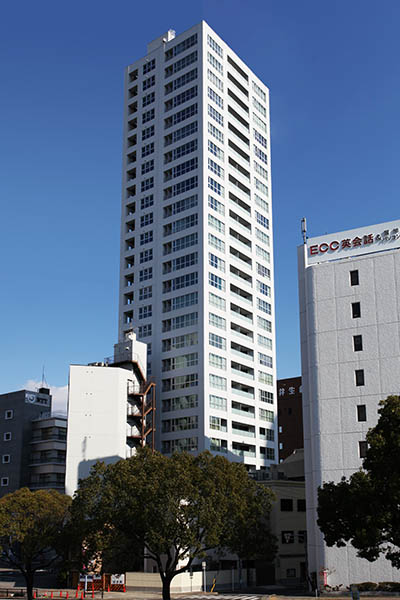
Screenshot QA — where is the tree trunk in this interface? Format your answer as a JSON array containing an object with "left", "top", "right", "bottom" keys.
[
  {"left": 25, "top": 570, "right": 34, "bottom": 600},
  {"left": 161, "top": 576, "right": 172, "bottom": 600}
]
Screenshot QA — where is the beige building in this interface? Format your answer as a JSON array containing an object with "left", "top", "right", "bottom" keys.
[{"left": 254, "top": 449, "right": 307, "bottom": 586}]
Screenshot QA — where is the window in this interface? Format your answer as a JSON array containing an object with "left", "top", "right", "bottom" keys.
[
  {"left": 209, "top": 312, "right": 226, "bottom": 330},
  {"left": 141, "top": 177, "right": 154, "bottom": 192},
  {"left": 208, "top": 122, "right": 224, "bottom": 143},
  {"left": 208, "top": 195, "right": 225, "bottom": 216},
  {"left": 166, "top": 69, "right": 198, "bottom": 94},
  {"left": 208, "top": 104, "right": 223, "bottom": 126},
  {"left": 352, "top": 302, "right": 361, "bottom": 318},
  {"left": 209, "top": 253, "right": 225, "bottom": 272},
  {"left": 5, "top": 410, "right": 13, "bottom": 420},
  {"left": 254, "top": 128, "right": 267, "bottom": 148},
  {"left": 142, "top": 75, "right": 155, "bottom": 90},
  {"left": 210, "top": 416, "right": 227, "bottom": 431},
  {"left": 260, "top": 390, "right": 273, "bottom": 404},
  {"left": 141, "top": 160, "right": 154, "bottom": 175},
  {"left": 162, "top": 373, "right": 199, "bottom": 392},
  {"left": 280, "top": 499, "right": 293, "bottom": 511},
  {"left": 164, "top": 214, "right": 198, "bottom": 236},
  {"left": 208, "top": 177, "right": 224, "bottom": 197},
  {"left": 209, "top": 395, "right": 227, "bottom": 411},
  {"left": 257, "top": 281, "right": 271, "bottom": 297},
  {"left": 256, "top": 228, "right": 270, "bottom": 246},
  {"left": 208, "top": 140, "right": 224, "bottom": 161},
  {"left": 140, "top": 249, "right": 153, "bottom": 263},
  {"left": 164, "top": 194, "right": 198, "bottom": 218},
  {"left": 139, "top": 267, "right": 152, "bottom": 282},
  {"left": 286, "top": 568, "right": 296, "bottom": 578},
  {"left": 162, "top": 395, "right": 198, "bottom": 412},
  {"left": 162, "top": 437, "right": 198, "bottom": 453},
  {"left": 166, "top": 176, "right": 198, "bottom": 198},
  {"left": 139, "top": 305, "right": 152, "bottom": 320},
  {"left": 281, "top": 531, "right": 294, "bottom": 544},
  {"left": 142, "top": 108, "right": 155, "bottom": 123},
  {"left": 252, "top": 80, "right": 266, "bottom": 102},
  {"left": 166, "top": 140, "right": 198, "bottom": 164},
  {"left": 207, "top": 69, "right": 223, "bottom": 91},
  {"left": 359, "top": 441, "right": 368, "bottom": 458},
  {"left": 140, "top": 231, "right": 153, "bottom": 245},
  {"left": 165, "top": 33, "right": 197, "bottom": 60},
  {"left": 209, "top": 292, "right": 226, "bottom": 311},
  {"left": 138, "top": 324, "right": 152, "bottom": 338},
  {"left": 259, "top": 408, "right": 274, "bottom": 422},
  {"left": 357, "top": 405, "right": 367, "bottom": 422},
  {"left": 208, "top": 158, "right": 224, "bottom": 178},
  {"left": 207, "top": 34, "right": 223, "bottom": 57},
  {"left": 353, "top": 334, "right": 363, "bottom": 352},
  {"left": 143, "top": 58, "right": 155, "bottom": 74},
  {"left": 1, "top": 478, "right": 9, "bottom": 487},
  {"left": 167, "top": 86, "right": 198, "bottom": 109},
  {"left": 162, "top": 415, "right": 198, "bottom": 432},
  {"left": 253, "top": 96, "right": 267, "bottom": 117},
  {"left": 139, "top": 286, "right": 152, "bottom": 301},
  {"left": 207, "top": 52, "right": 223, "bottom": 74},
  {"left": 256, "top": 212, "right": 269, "bottom": 230},
  {"left": 257, "top": 316, "right": 272, "bottom": 332},
  {"left": 350, "top": 270, "right": 359, "bottom": 286},
  {"left": 258, "top": 352, "right": 273, "bottom": 368},
  {"left": 257, "top": 299, "right": 272, "bottom": 315},
  {"left": 256, "top": 245, "right": 270, "bottom": 262},
  {"left": 2, "top": 455, "right": 10, "bottom": 464},
  {"left": 209, "top": 374, "right": 227, "bottom": 390},
  {"left": 142, "top": 143, "right": 154, "bottom": 159},
  {"left": 297, "top": 499, "right": 306, "bottom": 512},
  {"left": 141, "top": 194, "right": 154, "bottom": 210},
  {"left": 254, "top": 145, "right": 268, "bottom": 164},
  {"left": 208, "top": 214, "right": 225, "bottom": 234},
  {"left": 209, "top": 272, "right": 225, "bottom": 291},
  {"left": 166, "top": 121, "right": 198, "bottom": 145},
  {"left": 254, "top": 161, "right": 268, "bottom": 181},
  {"left": 355, "top": 369, "right": 365, "bottom": 386},
  {"left": 253, "top": 112, "right": 267, "bottom": 133},
  {"left": 142, "top": 92, "right": 155, "bottom": 107},
  {"left": 210, "top": 438, "right": 228, "bottom": 453},
  {"left": 209, "top": 353, "right": 226, "bottom": 370},
  {"left": 208, "top": 86, "right": 223, "bottom": 108},
  {"left": 142, "top": 125, "right": 155, "bottom": 140},
  {"left": 166, "top": 51, "right": 198, "bottom": 77},
  {"left": 208, "top": 233, "right": 225, "bottom": 253},
  {"left": 257, "top": 263, "right": 271, "bottom": 279},
  {"left": 3, "top": 432, "right": 11, "bottom": 441},
  {"left": 209, "top": 332, "right": 226, "bottom": 350},
  {"left": 166, "top": 103, "right": 198, "bottom": 128},
  {"left": 255, "top": 194, "right": 269, "bottom": 213},
  {"left": 140, "top": 213, "right": 153, "bottom": 227}
]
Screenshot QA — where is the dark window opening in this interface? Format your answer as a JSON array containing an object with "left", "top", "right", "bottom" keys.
[
  {"left": 350, "top": 270, "right": 359, "bottom": 286},
  {"left": 353, "top": 334, "right": 363, "bottom": 352},
  {"left": 352, "top": 302, "right": 361, "bottom": 318},
  {"left": 355, "top": 369, "right": 365, "bottom": 386}
]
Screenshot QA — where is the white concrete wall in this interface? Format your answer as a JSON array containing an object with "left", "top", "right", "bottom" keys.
[
  {"left": 65, "top": 365, "right": 132, "bottom": 496},
  {"left": 298, "top": 225, "right": 400, "bottom": 587}
]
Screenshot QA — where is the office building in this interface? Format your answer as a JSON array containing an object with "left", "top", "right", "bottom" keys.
[
  {"left": 118, "top": 21, "right": 276, "bottom": 468},
  {"left": 0, "top": 387, "right": 67, "bottom": 497},
  {"left": 277, "top": 376, "right": 303, "bottom": 461},
  {"left": 298, "top": 219, "right": 400, "bottom": 586},
  {"left": 65, "top": 332, "right": 155, "bottom": 496}
]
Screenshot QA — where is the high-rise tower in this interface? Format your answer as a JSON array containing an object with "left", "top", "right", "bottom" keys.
[{"left": 118, "top": 22, "right": 276, "bottom": 469}]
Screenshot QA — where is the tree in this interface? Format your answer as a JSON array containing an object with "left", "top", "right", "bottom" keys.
[
  {"left": 71, "top": 449, "right": 277, "bottom": 600},
  {"left": 0, "top": 488, "right": 72, "bottom": 600},
  {"left": 317, "top": 395, "right": 400, "bottom": 567}
]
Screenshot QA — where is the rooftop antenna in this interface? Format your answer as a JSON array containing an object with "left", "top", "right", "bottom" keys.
[
  {"left": 301, "top": 217, "right": 307, "bottom": 244},
  {"left": 41, "top": 364, "right": 48, "bottom": 388}
]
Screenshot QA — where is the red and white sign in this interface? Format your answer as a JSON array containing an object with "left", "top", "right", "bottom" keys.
[{"left": 306, "top": 220, "right": 400, "bottom": 265}]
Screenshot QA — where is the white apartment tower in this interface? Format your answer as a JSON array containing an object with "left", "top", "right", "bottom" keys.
[
  {"left": 298, "top": 219, "right": 400, "bottom": 586},
  {"left": 118, "top": 22, "right": 276, "bottom": 468}
]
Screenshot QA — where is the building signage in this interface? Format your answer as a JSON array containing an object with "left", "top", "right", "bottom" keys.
[{"left": 306, "top": 220, "right": 400, "bottom": 265}]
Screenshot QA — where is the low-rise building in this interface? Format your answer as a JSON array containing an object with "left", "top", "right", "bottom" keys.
[{"left": 0, "top": 387, "right": 67, "bottom": 496}]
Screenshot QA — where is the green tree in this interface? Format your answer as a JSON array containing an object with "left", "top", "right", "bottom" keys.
[
  {"left": 71, "top": 449, "right": 277, "bottom": 600},
  {"left": 317, "top": 395, "right": 400, "bottom": 567},
  {"left": 0, "top": 488, "right": 72, "bottom": 600}
]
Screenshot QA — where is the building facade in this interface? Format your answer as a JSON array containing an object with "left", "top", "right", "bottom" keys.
[
  {"left": 65, "top": 333, "right": 155, "bottom": 496},
  {"left": 277, "top": 376, "right": 303, "bottom": 461},
  {"left": 0, "top": 387, "right": 67, "bottom": 497},
  {"left": 298, "top": 219, "right": 400, "bottom": 586},
  {"left": 118, "top": 21, "right": 276, "bottom": 468}
]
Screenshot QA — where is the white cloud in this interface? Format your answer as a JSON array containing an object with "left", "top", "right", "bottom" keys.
[{"left": 24, "top": 379, "right": 68, "bottom": 415}]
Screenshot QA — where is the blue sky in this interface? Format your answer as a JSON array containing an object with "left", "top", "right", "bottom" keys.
[{"left": 1, "top": 0, "right": 399, "bottom": 403}]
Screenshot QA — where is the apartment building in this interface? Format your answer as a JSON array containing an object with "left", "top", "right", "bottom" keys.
[
  {"left": 118, "top": 21, "right": 276, "bottom": 468},
  {"left": 0, "top": 387, "right": 67, "bottom": 496},
  {"left": 298, "top": 219, "right": 400, "bottom": 586}
]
